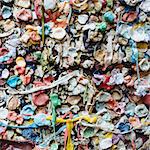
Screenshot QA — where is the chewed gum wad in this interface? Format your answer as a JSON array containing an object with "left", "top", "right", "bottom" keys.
[{"left": 0, "top": 0, "right": 149, "bottom": 149}]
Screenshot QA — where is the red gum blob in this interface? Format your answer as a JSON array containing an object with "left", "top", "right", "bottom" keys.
[{"left": 142, "top": 94, "right": 150, "bottom": 106}]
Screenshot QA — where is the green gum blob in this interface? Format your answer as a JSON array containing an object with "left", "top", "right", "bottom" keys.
[
  {"left": 50, "top": 94, "right": 61, "bottom": 108},
  {"left": 50, "top": 143, "right": 59, "bottom": 150},
  {"left": 33, "top": 51, "right": 42, "bottom": 60},
  {"left": 106, "top": 0, "right": 113, "bottom": 8},
  {"left": 104, "top": 12, "right": 115, "bottom": 23},
  {"left": 83, "top": 127, "right": 95, "bottom": 138},
  {"left": 50, "top": 93, "right": 61, "bottom": 130},
  {"left": 97, "top": 22, "right": 107, "bottom": 32}
]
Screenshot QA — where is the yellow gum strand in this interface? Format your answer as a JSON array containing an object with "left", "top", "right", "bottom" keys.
[
  {"left": 66, "top": 120, "right": 74, "bottom": 150},
  {"left": 46, "top": 115, "right": 98, "bottom": 123},
  {"left": 46, "top": 115, "right": 97, "bottom": 150}
]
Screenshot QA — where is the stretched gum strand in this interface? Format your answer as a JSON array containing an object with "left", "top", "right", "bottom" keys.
[{"left": 46, "top": 115, "right": 97, "bottom": 123}]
